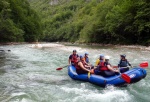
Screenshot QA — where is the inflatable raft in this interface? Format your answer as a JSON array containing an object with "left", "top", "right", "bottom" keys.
[{"left": 68, "top": 65, "right": 147, "bottom": 87}]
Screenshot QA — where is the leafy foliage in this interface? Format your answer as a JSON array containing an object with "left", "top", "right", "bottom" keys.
[
  {"left": 28, "top": 0, "right": 149, "bottom": 45},
  {"left": 1, "top": 0, "right": 150, "bottom": 45},
  {"left": 0, "top": 0, "right": 42, "bottom": 42}
]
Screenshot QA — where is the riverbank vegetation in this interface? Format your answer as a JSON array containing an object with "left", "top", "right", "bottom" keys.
[
  {"left": 0, "top": 0, "right": 150, "bottom": 45},
  {"left": 0, "top": 0, "right": 42, "bottom": 42}
]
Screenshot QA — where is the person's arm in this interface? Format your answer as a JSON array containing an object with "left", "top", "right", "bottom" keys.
[
  {"left": 127, "top": 61, "right": 132, "bottom": 67},
  {"left": 107, "top": 65, "right": 119, "bottom": 72},
  {"left": 78, "top": 62, "right": 90, "bottom": 72},
  {"left": 83, "top": 59, "right": 89, "bottom": 65},
  {"left": 84, "top": 64, "right": 92, "bottom": 69},
  {"left": 68, "top": 59, "right": 71, "bottom": 65},
  {"left": 68, "top": 55, "right": 72, "bottom": 65},
  {"left": 118, "top": 60, "right": 121, "bottom": 67}
]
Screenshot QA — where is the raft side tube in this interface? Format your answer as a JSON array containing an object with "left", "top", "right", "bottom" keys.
[
  {"left": 125, "top": 68, "right": 147, "bottom": 83},
  {"left": 68, "top": 65, "right": 89, "bottom": 81},
  {"left": 68, "top": 65, "right": 147, "bottom": 87}
]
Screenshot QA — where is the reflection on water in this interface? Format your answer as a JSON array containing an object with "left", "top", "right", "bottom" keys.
[{"left": 0, "top": 43, "right": 150, "bottom": 102}]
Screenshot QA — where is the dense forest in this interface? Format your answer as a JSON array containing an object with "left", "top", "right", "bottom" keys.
[
  {"left": 0, "top": 0, "right": 150, "bottom": 45},
  {"left": 0, "top": 0, "right": 42, "bottom": 42}
]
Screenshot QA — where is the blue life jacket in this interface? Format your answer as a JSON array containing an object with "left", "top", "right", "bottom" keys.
[{"left": 84, "top": 57, "right": 89, "bottom": 63}]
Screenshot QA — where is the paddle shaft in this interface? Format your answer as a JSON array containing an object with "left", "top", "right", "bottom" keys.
[{"left": 56, "top": 65, "right": 69, "bottom": 70}]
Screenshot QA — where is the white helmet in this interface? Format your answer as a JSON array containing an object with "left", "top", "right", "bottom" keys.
[{"left": 105, "top": 56, "right": 110, "bottom": 60}]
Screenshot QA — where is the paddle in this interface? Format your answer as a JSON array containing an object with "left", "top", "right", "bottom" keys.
[
  {"left": 88, "top": 72, "right": 90, "bottom": 78},
  {"left": 56, "top": 65, "right": 69, "bottom": 70},
  {"left": 113, "top": 68, "right": 131, "bottom": 83},
  {"left": 120, "top": 73, "right": 131, "bottom": 83},
  {"left": 113, "top": 66, "right": 129, "bottom": 68},
  {"left": 139, "top": 61, "right": 148, "bottom": 68},
  {"left": 113, "top": 62, "right": 149, "bottom": 68}
]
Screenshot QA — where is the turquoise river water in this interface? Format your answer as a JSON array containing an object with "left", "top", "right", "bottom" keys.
[{"left": 0, "top": 43, "right": 150, "bottom": 102}]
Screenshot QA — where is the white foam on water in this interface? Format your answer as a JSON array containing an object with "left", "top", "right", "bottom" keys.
[
  {"left": 137, "top": 80, "right": 150, "bottom": 88},
  {"left": 59, "top": 46, "right": 82, "bottom": 53},
  {"left": 11, "top": 92, "right": 26, "bottom": 97},
  {"left": 9, "top": 98, "right": 33, "bottom": 102},
  {"left": 29, "top": 43, "right": 64, "bottom": 48},
  {"left": 59, "top": 84, "right": 132, "bottom": 102},
  {"left": 20, "top": 98, "right": 33, "bottom": 102},
  {"left": 28, "top": 73, "right": 69, "bottom": 85}
]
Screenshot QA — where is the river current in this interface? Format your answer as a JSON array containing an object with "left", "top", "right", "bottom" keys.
[{"left": 0, "top": 43, "right": 150, "bottom": 102}]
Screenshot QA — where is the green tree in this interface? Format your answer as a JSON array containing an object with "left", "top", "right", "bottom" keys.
[{"left": 0, "top": 0, "right": 42, "bottom": 42}]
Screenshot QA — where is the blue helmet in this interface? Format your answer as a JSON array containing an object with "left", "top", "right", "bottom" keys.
[
  {"left": 85, "top": 52, "right": 89, "bottom": 55},
  {"left": 100, "top": 54, "right": 104, "bottom": 57},
  {"left": 80, "top": 55, "right": 84, "bottom": 59}
]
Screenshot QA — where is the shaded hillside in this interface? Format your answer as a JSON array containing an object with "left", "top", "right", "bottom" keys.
[
  {"left": 29, "top": 0, "right": 150, "bottom": 45},
  {"left": 1, "top": 0, "right": 149, "bottom": 45},
  {"left": 0, "top": 0, "right": 42, "bottom": 42}
]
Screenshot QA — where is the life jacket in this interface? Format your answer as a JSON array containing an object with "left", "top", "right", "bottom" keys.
[
  {"left": 75, "top": 61, "right": 81, "bottom": 70},
  {"left": 84, "top": 56, "right": 89, "bottom": 63},
  {"left": 119, "top": 60, "right": 128, "bottom": 67},
  {"left": 95, "top": 59, "right": 100, "bottom": 66},
  {"left": 71, "top": 54, "right": 78, "bottom": 63},
  {"left": 99, "top": 62, "right": 109, "bottom": 71},
  {"left": 95, "top": 58, "right": 104, "bottom": 66}
]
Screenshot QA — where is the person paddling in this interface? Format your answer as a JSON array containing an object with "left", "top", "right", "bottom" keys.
[
  {"left": 91, "top": 54, "right": 105, "bottom": 75},
  {"left": 118, "top": 54, "right": 132, "bottom": 73},
  {"left": 75, "top": 56, "right": 91, "bottom": 74},
  {"left": 95, "top": 54, "right": 105, "bottom": 66},
  {"left": 84, "top": 52, "right": 90, "bottom": 64},
  {"left": 91, "top": 56, "right": 119, "bottom": 77},
  {"left": 68, "top": 50, "right": 79, "bottom": 66},
  {"left": 80, "top": 55, "right": 93, "bottom": 69},
  {"left": 100, "top": 56, "right": 119, "bottom": 77},
  {"left": 83, "top": 52, "right": 94, "bottom": 68}
]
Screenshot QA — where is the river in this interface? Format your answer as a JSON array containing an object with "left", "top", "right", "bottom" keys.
[{"left": 0, "top": 43, "right": 150, "bottom": 102}]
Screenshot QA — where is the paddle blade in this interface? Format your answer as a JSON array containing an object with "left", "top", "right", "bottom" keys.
[
  {"left": 56, "top": 68, "right": 63, "bottom": 70},
  {"left": 139, "top": 61, "right": 148, "bottom": 68},
  {"left": 121, "top": 73, "right": 131, "bottom": 83}
]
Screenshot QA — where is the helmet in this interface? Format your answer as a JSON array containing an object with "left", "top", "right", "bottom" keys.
[
  {"left": 100, "top": 54, "right": 104, "bottom": 57},
  {"left": 80, "top": 55, "right": 84, "bottom": 59},
  {"left": 120, "top": 54, "right": 126, "bottom": 58},
  {"left": 85, "top": 52, "right": 88, "bottom": 55},
  {"left": 105, "top": 56, "right": 110, "bottom": 60},
  {"left": 73, "top": 50, "right": 77, "bottom": 52}
]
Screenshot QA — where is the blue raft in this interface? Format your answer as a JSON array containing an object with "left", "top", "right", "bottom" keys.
[{"left": 68, "top": 65, "right": 147, "bottom": 87}]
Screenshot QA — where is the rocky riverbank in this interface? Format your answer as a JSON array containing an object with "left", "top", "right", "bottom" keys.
[{"left": 1, "top": 42, "right": 150, "bottom": 51}]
